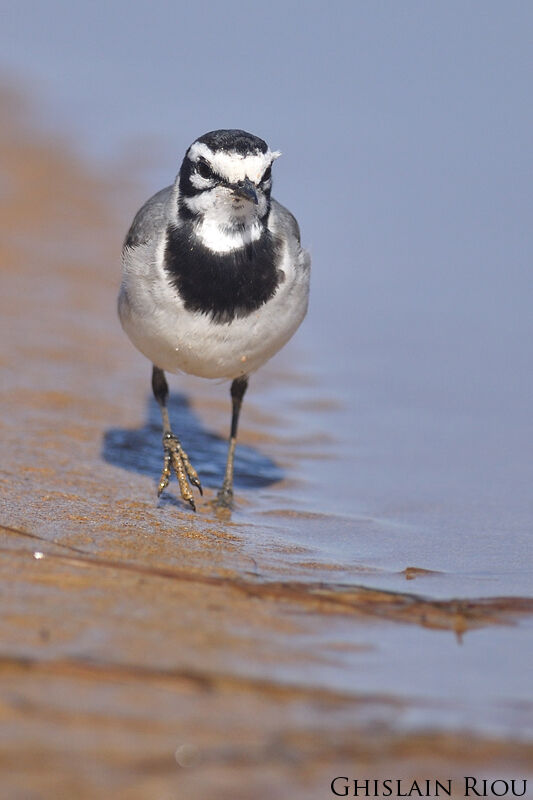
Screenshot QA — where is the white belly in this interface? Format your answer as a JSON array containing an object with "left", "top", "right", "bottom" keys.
[{"left": 119, "top": 244, "right": 310, "bottom": 379}]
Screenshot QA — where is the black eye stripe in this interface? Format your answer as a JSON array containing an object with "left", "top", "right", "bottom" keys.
[{"left": 260, "top": 165, "right": 272, "bottom": 183}]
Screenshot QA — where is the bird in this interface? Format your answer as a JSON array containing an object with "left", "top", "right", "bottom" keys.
[{"left": 118, "top": 129, "right": 310, "bottom": 511}]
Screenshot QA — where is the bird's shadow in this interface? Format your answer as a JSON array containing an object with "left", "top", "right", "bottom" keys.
[{"left": 102, "top": 392, "right": 283, "bottom": 500}]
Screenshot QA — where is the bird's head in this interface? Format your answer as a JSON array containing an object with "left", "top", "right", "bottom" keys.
[{"left": 176, "top": 129, "right": 280, "bottom": 253}]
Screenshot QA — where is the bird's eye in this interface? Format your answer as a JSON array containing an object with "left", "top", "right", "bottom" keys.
[
  {"left": 260, "top": 165, "right": 272, "bottom": 184},
  {"left": 197, "top": 159, "right": 214, "bottom": 180}
]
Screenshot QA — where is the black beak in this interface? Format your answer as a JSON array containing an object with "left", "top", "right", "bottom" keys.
[{"left": 232, "top": 177, "right": 258, "bottom": 205}]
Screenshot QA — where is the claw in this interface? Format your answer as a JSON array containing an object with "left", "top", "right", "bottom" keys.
[
  {"left": 190, "top": 476, "right": 203, "bottom": 496},
  {"left": 179, "top": 449, "right": 203, "bottom": 496},
  {"left": 157, "top": 476, "right": 169, "bottom": 498},
  {"left": 157, "top": 452, "right": 172, "bottom": 497}
]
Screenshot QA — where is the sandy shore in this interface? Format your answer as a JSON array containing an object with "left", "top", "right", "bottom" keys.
[{"left": 1, "top": 90, "right": 532, "bottom": 798}]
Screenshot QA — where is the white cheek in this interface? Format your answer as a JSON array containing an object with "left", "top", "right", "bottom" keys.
[
  {"left": 189, "top": 173, "right": 216, "bottom": 190},
  {"left": 182, "top": 189, "right": 219, "bottom": 215}
]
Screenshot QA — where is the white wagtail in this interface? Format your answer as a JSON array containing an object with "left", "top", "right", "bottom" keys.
[{"left": 118, "top": 129, "right": 310, "bottom": 510}]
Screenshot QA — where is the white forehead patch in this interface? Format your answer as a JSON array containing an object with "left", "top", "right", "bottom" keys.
[{"left": 188, "top": 141, "right": 281, "bottom": 184}]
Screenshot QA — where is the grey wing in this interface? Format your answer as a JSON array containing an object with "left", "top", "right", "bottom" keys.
[
  {"left": 272, "top": 198, "right": 310, "bottom": 281},
  {"left": 123, "top": 185, "right": 173, "bottom": 249},
  {"left": 271, "top": 198, "right": 301, "bottom": 244}
]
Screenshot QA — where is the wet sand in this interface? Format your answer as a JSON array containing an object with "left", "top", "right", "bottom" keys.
[{"left": 1, "top": 91, "right": 532, "bottom": 798}]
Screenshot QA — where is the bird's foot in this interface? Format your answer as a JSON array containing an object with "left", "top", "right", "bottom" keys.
[
  {"left": 158, "top": 432, "right": 202, "bottom": 511},
  {"left": 215, "top": 483, "right": 234, "bottom": 510}
]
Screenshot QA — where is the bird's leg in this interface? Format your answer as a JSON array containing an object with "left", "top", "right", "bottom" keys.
[
  {"left": 217, "top": 376, "right": 248, "bottom": 508},
  {"left": 152, "top": 365, "right": 202, "bottom": 511}
]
